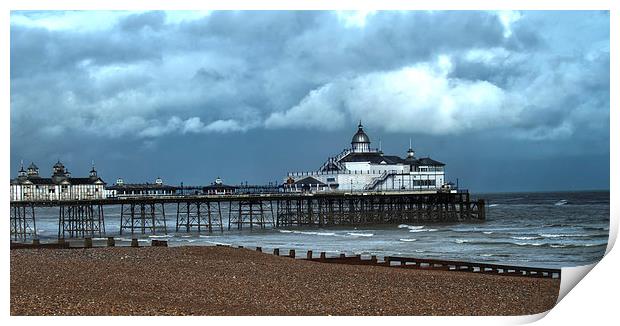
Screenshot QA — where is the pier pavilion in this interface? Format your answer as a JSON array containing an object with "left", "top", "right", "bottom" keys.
[
  {"left": 286, "top": 122, "right": 447, "bottom": 192},
  {"left": 10, "top": 161, "right": 106, "bottom": 201}
]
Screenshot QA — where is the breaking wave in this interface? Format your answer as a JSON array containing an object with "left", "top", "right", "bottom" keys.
[
  {"left": 278, "top": 230, "right": 337, "bottom": 236},
  {"left": 347, "top": 232, "right": 374, "bottom": 237},
  {"left": 398, "top": 224, "right": 425, "bottom": 230},
  {"left": 511, "top": 236, "right": 543, "bottom": 240},
  {"left": 451, "top": 239, "right": 607, "bottom": 249},
  {"left": 399, "top": 238, "right": 417, "bottom": 242},
  {"left": 539, "top": 233, "right": 591, "bottom": 238},
  {"left": 554, "top": 199, "right": 568, "bottom": 206},
  {"left": 409, "top": 228, "right": 438, "bottom": 233}
]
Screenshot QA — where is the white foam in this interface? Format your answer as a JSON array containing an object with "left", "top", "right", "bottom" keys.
[
  {"left": 512, "top": 236, "right": 540, "bottom": 240},
  {"left": 279, "top": 230, "right": 337, "bottom": 236},
  {"left": 539, "top": 233, "right": 586, "bottom": 238},
  {"left": 515, "top": 242, "right": 544, "bottom": 246},
  {"left": 454, "top": 239, "right": 469, "bottom": 244},
  {"left": 398, "top": 224, "right": 424, "bottom": 230},
  {"left": 347, "top": 232, "right": 374, "bottom": 237},
  {"left": 483, "top": 231, "right": 493, "bottom": 234},
  {"left": 488, "top": 204, "right": 499, "bottom": 207},
  {"left": 206, "top": 241, "right": 231, "bottom": 246},
  {"left": 554, "top": 200, "right": 568, "bottom": 206},
  {"left": 399, "top": 238, "right": 417, "bottom": 242},
  {"left": 409, "top": 228, "right": 438, "bottom": 233}
]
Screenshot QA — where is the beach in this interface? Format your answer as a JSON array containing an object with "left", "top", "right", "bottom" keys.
[{"left": 11, "top": 246, "right": 560, "bottom": 316}]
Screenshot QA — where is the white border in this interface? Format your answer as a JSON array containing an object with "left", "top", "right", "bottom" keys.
[{"left": 3, "top": 1, "right": 616, "bottom": 325}]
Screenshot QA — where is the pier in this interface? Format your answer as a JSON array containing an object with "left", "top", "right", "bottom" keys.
[{"left": 10, "top": 190, "right": 485, "bottom": 241}]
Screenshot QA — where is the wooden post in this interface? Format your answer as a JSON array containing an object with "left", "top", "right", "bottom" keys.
[
  {"left": 340, "top": 253, "right": 346, "bottom": 259},
  {"left": 320, "top": 252, "right": 326, "bottom": 260},
  {"left": 84, "top": 237, "right": 92, "bottom": 248},
  {"left": 107, "top": 237, "right": 115, "bottom": 247},
  {"left": 371, "top": 255, "right": 377, "bottom": 263},
  {"left": 256, "top": 246, "right": 262, "bottom": 252},
  {"left": 131, "top": 238, "right": 139, "bottom": 247},
  {"left": 289, "top": 249, "right": 296, "bottom": 258},
  {"left": 32, "top": 238, "right": 40, "bottom": 246},
  {"left": 306, "top": 250, "right": 313, "bottom": 259},
  {"left": 273, "top": 248, "right": 280, "bottom": 256}
]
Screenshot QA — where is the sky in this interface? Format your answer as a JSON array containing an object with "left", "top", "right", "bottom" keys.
[{"left": 9, "top": 10, "right": 610, "bottom": 193}]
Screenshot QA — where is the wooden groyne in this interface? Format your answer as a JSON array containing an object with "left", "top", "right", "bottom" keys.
[
  {"left": 10, "top": 191, "right": 485, "bottom": 241},
  {"left": 9, "top": 239, "right": 558, "bottom": 279}
]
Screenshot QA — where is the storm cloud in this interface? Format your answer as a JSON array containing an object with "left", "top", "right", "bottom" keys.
[{"left": 10, "top": 10, "right": 610, "bottom": 191}]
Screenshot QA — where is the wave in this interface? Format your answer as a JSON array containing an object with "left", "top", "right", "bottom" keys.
[
  {"left": 409, "top": 228, "right": 438, "bottom": 233},
  {"left": 451, "top": 239, "right": 607, "bottom": 249},
  {"left": 205, "top": 241, "right": 232, "bottom": 246},
  {"left": 347, "top": 232, "right": 374, "bottom": 237},
  {"left": 480, "top": 253, "right": 511, "bottom": 258},
  {"left": 488, "top": 204, "right": 499, "bottom": 207},
  {"left": 482, "top": 231, "right": 493, "bottom": 235},
  {"left": 278, "top": 230, "right": 337, "bottom": 236},
  {"left": 148, "top": 234, "right": 173, "bottom": 238},
  {"left": 511, "top": 236, "right": 543, "bottom": 240},
  {"left": 540, "top": 233, "right": 591, "bottom": 238},
  {"left": 399, "top": 238, "right": 417, "bottom": 242},
  {"left": 554, "top": 199, "right": 568, "bottom": 206},
  {"left": 398, "top": 224, "right": 425, "bottom": 230}
]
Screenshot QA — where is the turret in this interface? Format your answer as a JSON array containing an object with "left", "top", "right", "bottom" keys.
[
  {"left": 406, "top": 138, "right": 415, "bottom": 159},
  {"left": 89, "top": 161, "right": 98, "bottom": 180},
  {"left": 27, "top": 162, "right": 39, "bottom": 177}
]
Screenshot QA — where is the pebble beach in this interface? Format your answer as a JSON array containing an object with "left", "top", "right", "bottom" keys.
[{"left": 11, "top": 246, "right": 560, "bottom": 316}]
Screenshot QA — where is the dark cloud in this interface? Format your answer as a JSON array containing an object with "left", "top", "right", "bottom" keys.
[{"left": 9, "top": 10, "right": 610, "bottom": 191}]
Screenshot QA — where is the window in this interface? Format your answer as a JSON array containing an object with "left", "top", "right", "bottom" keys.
[{"left": 327, "top": 177, "right": 336, "bottom": 182}]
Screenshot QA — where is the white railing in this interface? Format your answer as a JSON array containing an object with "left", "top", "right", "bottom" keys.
[{"left": 318, "top": 148, "right": 351, "bottom": 172}]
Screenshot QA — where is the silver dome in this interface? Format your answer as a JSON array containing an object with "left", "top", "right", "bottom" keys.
[{"left": 351, "top": 122, "right": 371, "bottom": 144}]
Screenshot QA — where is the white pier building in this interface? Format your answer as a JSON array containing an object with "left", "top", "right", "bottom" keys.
[
  {"left": 285, "top": 122, "right": 447, "bottom": 192},
  {"left": 10, "top": 161, "right": 106, "bottom": 201}
]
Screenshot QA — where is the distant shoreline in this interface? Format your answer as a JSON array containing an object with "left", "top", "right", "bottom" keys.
[{"left": 11, "top": 246, "right": 560, "bottom": 316}]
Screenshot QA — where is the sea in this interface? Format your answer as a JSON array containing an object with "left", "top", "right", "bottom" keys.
[{"left": 29, "top": 190, "right": 609, "bottom": 269}]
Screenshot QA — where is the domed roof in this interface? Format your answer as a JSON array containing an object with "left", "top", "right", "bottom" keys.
[
  {"left": 351, "top": 122, "right": 371, "bottom": 144},
  {"left": 53, "top": 160, "right": 64, "bottom": 168}
]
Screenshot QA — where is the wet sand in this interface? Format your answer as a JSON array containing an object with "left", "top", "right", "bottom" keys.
[{"left": 10, "top": 246, "right": 560, "bottom": 316}]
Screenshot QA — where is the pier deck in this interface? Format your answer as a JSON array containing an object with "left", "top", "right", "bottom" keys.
[{"left": 10, "top": 191, "right": 485, "bottom": 241}]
